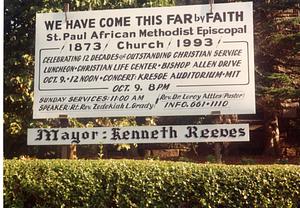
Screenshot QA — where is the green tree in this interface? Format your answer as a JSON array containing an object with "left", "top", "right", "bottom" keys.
[
  {"left": 254, "top": 1, "right": 300, "bottom": 155},
  {"left": 4, "top": 0, "right": 174, "bottom": 158},
  {"left": 4, "top": 0, "right": 299, "bottom": 159}
]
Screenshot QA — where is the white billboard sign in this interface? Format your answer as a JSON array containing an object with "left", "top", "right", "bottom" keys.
[
  {"left": 28, "top": 124, "right": 249, "bottom": 145},
  {"left": 34, "top": 2, "right": 255, "bottom": 118}
]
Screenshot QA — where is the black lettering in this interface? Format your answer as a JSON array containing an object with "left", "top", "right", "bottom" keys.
[
  {"left": 44, "top": 20, "right": 62, "bottom": 30},
  {"left": 82, "top": 132, "right": 89, "bottom": 140},
  {"left": 111, "top": 128, "right": 121, "bottom": 140},
  {"left": 169, "top": 127, "right": 177, "bottom": 138},
  {"left": 211, "top": 129, "right": 219, "bottom": 138},
  {"left": 151, "top": 130, "right": 159, "bottom": 139},
  {"left": 229, "top": 128, "right": 238, "bottom": 137},
  {"left": 35, "top": 129, "right": 59, "bottom": 141},
  {"left": 52, "top": 130, "right": 59, "bottom": 140},
  {"left": 238, "top": 128, "right": 246, "bottom": 136},
  {"left": 61, "top": 132, "right": 69, "bottom": 140},
  {"left": 200, "top": 129, "right": 210, "bottom": 138},
  {"left": 185, "top": 126, "right": 198, "bottom": 138},
  {"left": 220, "top": 129, "right": 229, "bottom": 137},
  {"left": 36, "top": 129, "right": 44, "bottom": 141},
  {"left": 66, "top": 19, "right": 95, "bottom": 29},
  {"left": 123, "top": 131, "right": 130, "bottom": 139},
  {"left": 71, "top": 132, "right": 80, "bottom": 144}
]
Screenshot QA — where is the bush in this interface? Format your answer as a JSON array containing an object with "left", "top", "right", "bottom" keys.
[{"left": 4, "top": 159, "right": 300, "bottom": 208}]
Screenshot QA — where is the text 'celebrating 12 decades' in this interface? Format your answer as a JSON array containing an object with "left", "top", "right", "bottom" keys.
[
  {"left": 28, "top": 124, "right": 249, "bottom": 145},
  {"left": 34, "top": 2, "right": 255, "bottom": 118}
]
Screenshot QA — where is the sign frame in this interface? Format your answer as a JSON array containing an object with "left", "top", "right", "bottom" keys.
[{"left": 34, "top": 2, "right": 255, "bottom": 119}]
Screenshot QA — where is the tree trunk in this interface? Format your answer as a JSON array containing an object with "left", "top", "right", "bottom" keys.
[
  {"left": 212, "top": 115, "right": 223, "bottom": 163},
  {"left": 214, "top": 143, "right": 222, "bottom": 163},
  {"left": 212, "top": 115, "right": 238, "bottom": 163},
  {"left": 59, "top": 117, "right": 77, "bottom": 159},
  {"left": 69, "top": 144, "right": 77, "bottom": 159},
  {"left": 222, "top": 114, "right": 238, "bottom": 156},
  {"left": 60, "top": 3, "right": 77, "bottom": 160},
  {"left": 264, "top": 112, "right": 281, "bottom": 156},
  {"left": 59, "top": 116, "right": 69, "bottom": 159}
]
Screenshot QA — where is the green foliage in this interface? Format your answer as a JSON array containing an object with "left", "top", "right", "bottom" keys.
[
  {"left": 4, "top": 0, "right": 300, "bottom": 158},
  {"left": 4, "top": 0, "right": 174, "bottom": 157},
  {"left": 240, "top": 157, "right": 256, "bottom": 165},
  {"left": 276, "top": 157, "right": 289, "bottom": 164},
  {"left": 267, "top": 73, "right": 293, "bottom": 85},
  {"left": 206, "top": 154, "right": 217, "bottom": 163},
  {"left": 4, "top": 160, "right": 300, "bottom": 208},
  {"left": 98, "top": 144, "right": 104, "bottom": 159},
  {"left": 254, "top": 1, "right": 300, "bottom": 110},
  {"left": 177, "top": 156, "right": 192, "bottom": 162}
]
